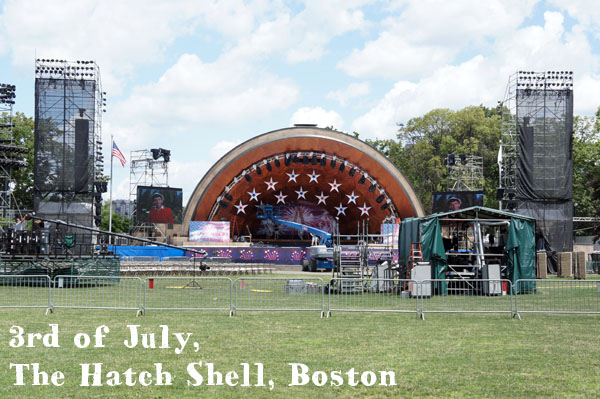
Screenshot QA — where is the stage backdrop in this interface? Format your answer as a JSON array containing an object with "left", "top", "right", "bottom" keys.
[{"left": 189, "top": 221, "right": 231, "bottom": 243}]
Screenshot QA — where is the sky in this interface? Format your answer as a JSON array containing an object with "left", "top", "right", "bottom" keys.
[{"left": 0, "top": 0, "right": 599, "bottom": 205}]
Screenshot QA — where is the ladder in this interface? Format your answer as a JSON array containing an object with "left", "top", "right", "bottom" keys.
[{"left": 406, "top": 242, "right": 423, "bottom": 279}]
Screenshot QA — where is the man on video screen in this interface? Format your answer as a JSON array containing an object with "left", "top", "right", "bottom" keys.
[{"left": 148, "top": 192, "right": 174, "bottom": 224}]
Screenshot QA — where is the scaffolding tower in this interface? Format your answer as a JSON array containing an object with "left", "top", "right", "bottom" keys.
[
  {"left": 129, "top": 149, "right": 169, "bottom": 236},
  {"left": 33, "top": 59, "right": 106, "bottom": 230},
  {"left": 499, "top": 71, "right": 574, "bottom": 208},
  {"left": 446, "top": 154, "right": 484, "bottom": 191},
  {"left": 0, "top": 83, "right": 28, "bottom": 222},
  {"left": 498, "top": 70, "right": 574, "bottom": 255}
]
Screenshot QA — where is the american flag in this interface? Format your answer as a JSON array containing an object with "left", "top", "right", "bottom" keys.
[{"left": 112, "top": 141, "right": 126, "bottom": 167}]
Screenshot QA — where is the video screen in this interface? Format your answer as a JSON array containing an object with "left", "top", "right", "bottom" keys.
[
  {"left": 431, "top": 191, "right": 484, "bottom": 213},
  {"left": 136, "top": 186, "right": 183, "bottom": 224}
]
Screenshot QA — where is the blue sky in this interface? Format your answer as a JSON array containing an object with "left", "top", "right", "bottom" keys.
[{"left": 0, "top": 0, "right": 598, "bottom": 203}]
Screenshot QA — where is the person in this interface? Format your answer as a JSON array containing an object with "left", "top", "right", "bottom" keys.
[
  {"left": 447, "top": 196, "right": 462, "bottom": 211},
  {"left": 14, "top": 217, "right": 24, "bottom": 231},
  {"left": 147, "top": 192, "right": 174, "bottom": 224}
]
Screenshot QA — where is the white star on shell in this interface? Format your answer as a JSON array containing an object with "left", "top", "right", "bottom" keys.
[
  {"left": 248, "top": 188, "right": 261, "bottom": 202},
  {"left": 346, "top": 191, "right": 359, "bottom": 204},
  {"left": 234, "top": 201, "right": 248, "bottom": 214},
  {"left": 286, "top": 170, "right": 299, "bottom": 183},
  {"left": 265, "top": 177, "right": 278, "bottom": 191},
  {"left": 307, "top": 170, "right": 320, "bottom": 183},
  {"left": 335, "top": 203, "right": 347, "bottom": 216},
  {"left": 295, "top": 187, "right": 307, "bottom": 200},
  {"left": 359, "top": 202, "right": 371, "bottom": 216},
  {"left": 328, "top": 179, "right": 341, "bottom": 192},
  {"left": 316, "top": 192, "right": 329, "bottom": 205},
  {"left": 275, "top": 191, "right": 287, "bottom": 204}
]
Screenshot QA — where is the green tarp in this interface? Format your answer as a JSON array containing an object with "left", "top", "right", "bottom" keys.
[
  {"left": 504, "top": 217, "right": 536, "bottom": 294},
  {"left": 420, "top": 218, "right": 448, "bottom": 295},
  {"left": 398, "top": 218, "right": 420, "bottom": 267}
]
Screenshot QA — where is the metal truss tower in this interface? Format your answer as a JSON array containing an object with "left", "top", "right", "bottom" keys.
[
  {"left": 129, "top": 149, "right": 169, "bottom": 233},
  {"left": 0, "top": 83, "right": 28, "bottom": 222},
  {"left": 34, "top": 58, "right": 106, "bottom": 229},
  {"left": 446, "top": 154, "right": 484, "bottom": 191},
  {"left": 498, "top": 70, "right": 574, "bottom": 209}
]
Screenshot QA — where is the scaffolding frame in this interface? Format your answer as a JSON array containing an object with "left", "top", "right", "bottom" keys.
[
  {"left": 33, "top": 59, "right": 105, "bottom": 237},
  {"left": 446, "top": 155, "right": 484, "bottom": 191},
  {"left": 129, "top": 149, "right": 169, "bottom": 237},
  {"left": 0, "top": 83, "right": 22, "bottom": 221},
  {"left": 499, "top": 71, "right": 574, "bottom": 208}
]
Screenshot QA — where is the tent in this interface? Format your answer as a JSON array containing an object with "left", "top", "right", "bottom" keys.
[{"left": 398, "top": 206, "right": 536, "bottom": 294}]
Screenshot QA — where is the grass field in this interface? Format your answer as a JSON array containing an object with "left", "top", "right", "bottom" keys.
[{"left": 1, "top": 274, "right": 600, "bottom": 398}]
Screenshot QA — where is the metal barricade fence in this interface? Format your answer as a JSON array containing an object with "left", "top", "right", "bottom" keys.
[
  {"left": 144, "top": 277, "right": 233, "bottom": 316},
  {"left": 419, "top": 279, "right": 514, "bottom": 318},
  {"left": 0, "top": 275, "right": 52, "bottom": 312},
  {"left": 327, "top": 278, "right": 419, "bottom": 317},
  {"left": 52, "top": 276, "right": 143, "bottom": 316},
  {"left": 234, "top": 277, "right": 325, "bottom": 317},
  {"left": 514, "top": 279, "right": 600, "bottom": 316}
]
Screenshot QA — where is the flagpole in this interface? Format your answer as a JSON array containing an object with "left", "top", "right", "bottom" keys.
[{"left": 108, "top": 134, "right": 114, "bottom": 243}]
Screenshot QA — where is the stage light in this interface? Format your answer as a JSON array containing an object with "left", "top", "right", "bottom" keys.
[
  {"left": 447, "top": 154, "right": 456, "bottom": 166},
  {"left": 381, "top": 203, "right": 389, "bottom": 210},
  {"left": 358, "top": 176, "right": 366, "bottom": 184},
  {"left": 376, "top": 195, "right": 384, "bottom": 203},
  {"left": 320, "top": 157, "right": 326, "bottom": 167},
  {"left": 244, "top": 174, "right": 252, "bottom": 182},
  {"left": 369, "top": 184, "right": 376, "bottom": 192},
  {"left": 349, "top": 167, "right": 355, "bottom": 176},
  {"left": 274, "top": 158, "right": 281, "bottom": 167},
  {"left": 255, "top": 165, "right": 262, "bottom": 175},
  {"left": 302, "top": 156, "right": 309, "bottom": 165},
  {"left": 460, "top": 154, "right": 467, "bottom": 165},
  {"left": 339, "top": 163, "right": 345, "bottom": 173},
  {"left": 224, "top": 193, "right": 233, "bottom": 201},
  {"left": 311, "top": 155, "right": 318, "bottom": 165},
  {"left": 265, "top": 161, "right": 272, "bottom": 171},
  {"left": 151, "top": 148, "right": 161, "bottom": 160},
  {"left": 219, "top": 200, "right": 228, "bottom": 209},
  {"left": 284, "top": 156, "right": 291, "bottom": 166},
  {"left": 330, "top": 159, "right": 336, "bottom": 168}
]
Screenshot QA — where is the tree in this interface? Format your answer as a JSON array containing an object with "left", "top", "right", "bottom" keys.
[
  {"left": 100, "top": 202, "right": 131, "bottom": 234},
  {"left": 368, "top": 105, "right": 502, "bottom": 212}
]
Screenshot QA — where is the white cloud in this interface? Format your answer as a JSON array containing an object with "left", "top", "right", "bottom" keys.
[
  {"left": 327, "top": 82, "right": 370, "bottom": 106},
  {"left": 352, "top": 7, "right": 600, "bottom": 139},
  {"left": 338, "top": 34, "right": 454, "bottom": 79},
  {"left": 338, "top": 0, "right": 538, "bottom": 79},
  {"left": 290, "top": 107, "right": 345, "bottom": 129},
  {"left": 352, "top": 56, "right": 493, "bottom": 139},
  {"left": 210, "top": 140, "right": 243, "bottom": 160},
  {"left": 109, "top": 53, "right": 299, "bottom": 148},
  {"left": 166, "top": 159, "right": 214, "bottom": 204},
  {"left": 548, "top": 0, "right": 600, "bottom": 38}
]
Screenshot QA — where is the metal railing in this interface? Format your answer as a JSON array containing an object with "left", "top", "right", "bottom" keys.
[
  {"left": 234, "top": 277, "right": 325, "bottom": 317},
  {"left": 52, "top": 275, "right": 143, "bottom": 316},
  {"left": 420, "top": 279, "right": 514, "bottom": 318},
  {"left": 143, "top": 277, "right": 233, "bottom": 316},
  {"left": 1, "top": 276, "right": 599, "bottom": 319},
  {"left": 514, "top": 279, "right": 600, "bottom": 316},
  {"left": 0, "top": 275, "right": 52, "bottom": 312},
  {"left": 327, "top": 278, "right": 419, "bottom": 317}
]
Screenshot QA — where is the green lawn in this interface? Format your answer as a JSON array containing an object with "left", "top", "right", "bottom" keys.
[
  {"left": 1, "top": 308, "right": 599, "bottom": 398},
  {"left": 1, "top": 274, "right": 600, "bottom": 397}
]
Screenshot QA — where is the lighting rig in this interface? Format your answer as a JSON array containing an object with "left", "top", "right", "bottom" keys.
[{"left": 0, "top": 83, "right": 28, "bottom": 217}]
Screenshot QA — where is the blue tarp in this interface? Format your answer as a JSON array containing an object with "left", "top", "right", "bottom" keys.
[{"left": 109, "top": 245, "right": 186, "bottom": 260}]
